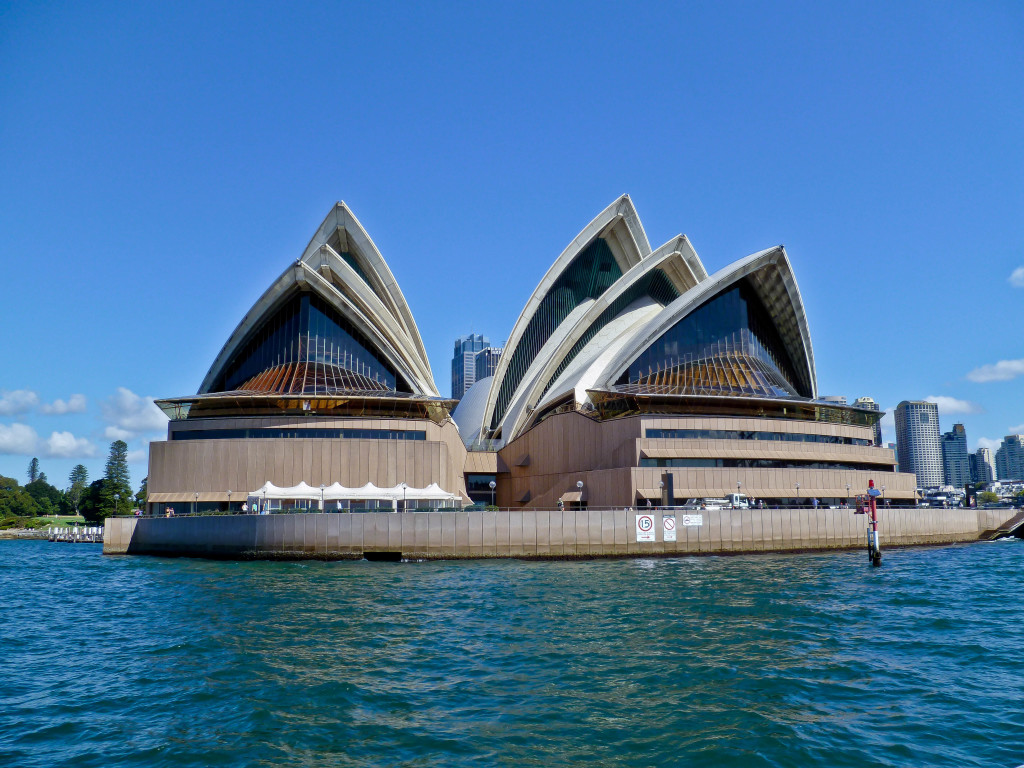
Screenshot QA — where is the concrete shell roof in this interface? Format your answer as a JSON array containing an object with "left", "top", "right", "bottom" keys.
[
  {"left": 479, "top": 194, "right": 653, "bottom": 438},
  {"left": 596, "top": 245, "right": 817, "bottom": 398},
  {"left": 497, "top": 235, "right": 708, "bottom": 442},
  {"left": 199, "top": 203, "right": 438, "bottom": 397}
]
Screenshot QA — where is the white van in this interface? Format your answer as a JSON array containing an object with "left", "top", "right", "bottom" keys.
[{"left": 726, "top": 493, "right": 749, "bottom": 509}]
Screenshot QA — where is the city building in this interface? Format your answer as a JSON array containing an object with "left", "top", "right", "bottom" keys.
[
  {"left": 888, "top": 442, "right": 899, "bottom": 472},
  {"left": 971, "top": 447, "right": 995, "bottom": 484},
  {"left": 474, "top": 346, "right": 503, "bottom": 383},
  {"left": 853, "top": 397, "right": 882, "bottom": 446},
  {"left": 941, "top": 423, "right": 970, "bottom": 488},
  {"left": 146, "top": 196, "right": 917, "bottom": 514},
  {"left": 894, "top": 401, "right": 943, "bottom": 488},
  {"left": 995, "top": 435, "right": 1024, "bottom": 481},
  {"left": 452, "top": 334, "right": 489, "bottom": 399}
]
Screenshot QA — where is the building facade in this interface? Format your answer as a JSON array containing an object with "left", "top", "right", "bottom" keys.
[
  {"left": 853, "top": 397, "right": 882, "bottom": 446},
  {"left": 995, "top": 435, "right": 1024, "bottom": 481},
  {"left": 941, "top": 423, "right": 970, "bottom": 488},
  {"left": 894, "top": 401, "right": 942, "bottom": 488},
  {"left": 971, "top": 447, "right": 996, "bottom": 484},
  {"left": 474, "top": 346, "right": 503, "bottom": 383},
  {"left": 452, "top": 334, "right": 489, "bottom": 400}
]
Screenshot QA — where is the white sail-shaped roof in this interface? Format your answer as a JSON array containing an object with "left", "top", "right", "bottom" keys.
[{"left": 199, "top": 202, "right": 438, "bottom": 397}]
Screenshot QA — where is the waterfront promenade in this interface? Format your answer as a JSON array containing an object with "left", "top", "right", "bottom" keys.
[{"left": 104, "top": 506, "right": 1018, "bottom": 560}]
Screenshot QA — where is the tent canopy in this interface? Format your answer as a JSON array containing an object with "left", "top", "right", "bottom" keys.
[{"left": 247, "top": 481, "right": 459, "bottom": 502}]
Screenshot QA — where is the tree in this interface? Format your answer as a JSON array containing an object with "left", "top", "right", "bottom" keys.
[
  {"left": 978, "top": 491, "right": 1000, "bottom": 504},
  {"left": 25, "top": 478, "right": 62, "bottom": 516},
  {"left": 135, "top": 476, "right": 148, "bottom": 509},
  {"left": 67, "top": 465, "right": 89, "bottom": 517},
  {"left": 80, "top": 479, "right": 110, "bottom": 523},
  {"left": 27, "top": 458, "right": 40, "bottom": 484},
  {"left": 0, "top": 475, "right": 42, "bottom": 519},
  {"left": 103, "top": 441, "right": 132, "bottom": 517}
]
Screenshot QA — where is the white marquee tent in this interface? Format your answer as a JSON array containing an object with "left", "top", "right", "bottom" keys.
[{"left": 246, "top": 481, "right": 461, "bottom": 511}]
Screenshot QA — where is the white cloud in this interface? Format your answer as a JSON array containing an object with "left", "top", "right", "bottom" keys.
[
  {"left": 0, "top": 389, "right": 40, "bottom": 416},
  {"left": 1010, "top": 266, "right": 1024, "bottom": 288},
  {"left": 0, "top": 423, "right": 39, "bottom": 455},
  {"left": 40, "top": 394, "right": 87, "bottom": 415},
  {"left": 103, "top": 426, "right": 133, "bottom": 441},
  {"left": 976, "top": 437, "right": 1001, "bottom": 451},
  {"left": 44, "top": 431, "right": 98, "bottom": 459},
  {"left": 1009, "top": 424, "right": 1024, "bottom": 434},
  {"left": 101, "top": 387, "right": 168, "bottom": 437},
  {"left": 966, "top": 358, "right": 1024, "bottom": 383},
  {"left": 924, "top": 395, "right": 982, "bottom": 414},
  {"left": 126, "top": 449, "right": 147, "bottom": 463}
]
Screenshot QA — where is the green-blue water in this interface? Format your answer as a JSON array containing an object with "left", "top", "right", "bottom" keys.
[{"left": 2, "top": 539, "right": 1023, "bottom": 767}]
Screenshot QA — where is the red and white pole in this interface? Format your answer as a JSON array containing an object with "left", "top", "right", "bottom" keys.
[{"left": 867, "top": 479, "right": 882, "bottom": 566}]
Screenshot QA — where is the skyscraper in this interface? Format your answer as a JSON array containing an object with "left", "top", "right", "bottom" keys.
[
  {"left": 995, "top": 435, "right": 1024, "bottom": 481},
  {"left": 971, "top": 447, "right": 995, "bottom": 484},
  {"left": 451, "top": 334, "right": 489, "bottom": 399},
  {"left": 853, "top": 396, "right": 882, "bottom": 446},
  {"left": 894, "top": 401, "right": 943, "bottom": 488},
  {"left": 474, "top": 346, "right": 502, "bottom": 382},
  {"left": 941, "top": 423, "right": 970, "bottom": 487}
]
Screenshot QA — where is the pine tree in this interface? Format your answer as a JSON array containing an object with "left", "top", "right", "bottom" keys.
[
  {"left": 67, "top": 464, "right": 89, "bottom": 517},
  {"left": 103, "top": 441, "right": 132, "bottom": 516},
  {"left": 27, "top": 457, "right": 40, "bottom": 484}
]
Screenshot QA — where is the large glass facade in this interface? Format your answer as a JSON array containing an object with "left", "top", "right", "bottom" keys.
[
  {"left": 209, "top": 292, "right": 410, "bottom": 394},
  {"left": 639, "top": 457, "right": 894, "bottom": 471},
  {"left": 615, "top": 279, "right": 809, "bottom": 398},
  {"left": 491, "top": 238, "right": 622, "bottom": 429},
  {"left": 646, "top": 428, "right": 872, "bottom": 446},
  {"left": 172, "top": 428, "right": 426, "bottom": 441}
]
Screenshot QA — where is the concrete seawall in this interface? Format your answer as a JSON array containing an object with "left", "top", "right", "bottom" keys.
[{"left": 103, "top": 507, "right": 1017, "bottom": 560}]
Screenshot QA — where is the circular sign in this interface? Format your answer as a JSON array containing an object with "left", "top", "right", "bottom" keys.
[
  {"left": 638, "top": 515, "right": 654, "bottom": 532},
  {"left": 663, "top": 516, "right": 676, "bottom": 531}
]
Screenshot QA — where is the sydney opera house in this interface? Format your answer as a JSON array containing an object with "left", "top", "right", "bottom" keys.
[{"left": 146, "top": 196, "right": 916, "bottom": 514}]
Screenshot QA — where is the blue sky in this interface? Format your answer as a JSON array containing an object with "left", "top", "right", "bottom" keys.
[{"left": 1, "top": 1, "right": 1022, "bottom": 490}]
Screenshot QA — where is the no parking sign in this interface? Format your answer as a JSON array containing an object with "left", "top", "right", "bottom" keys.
[
  {"left": 636, "top": 513, "right": 656, "bottom": 542},
  {"left": 663, "top": 515, "right": 676, "bottom": 542}
]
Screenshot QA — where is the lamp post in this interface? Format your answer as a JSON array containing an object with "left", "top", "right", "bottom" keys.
[
  {"left": 846, "top": 483, "right": 851, "bottom": 507},
  {"left": 795, "top": 482, "right": 800, "bottom": 508},
  {"left": 194, "top": 491, "right": 199, "bottom": 516},
  {"left": 576, "top": 479, "right": 583, "bottom": 510},
  {"left": 262, "top": 489, "right": 267, "bottom": 514},
  {"left": 488, "top": 480, "right": 496, "bottom": 508},
  {"left": 881, "top": 485, "right": 887, "bottom": 507},
  {"left": 227, "top": 490, "right": 232, "bottom": 514},
  {"left": 320, "top": 483, "right": 326, "bottom": 513},
  {"left": 658, "top": 480, "right": 664, "bottom": 509},
  {"left": 401, "top": 482, "right": 408, "bottom": 513},
  {"left": 113, "top": 492, "right": 119, "bottom": 517}
]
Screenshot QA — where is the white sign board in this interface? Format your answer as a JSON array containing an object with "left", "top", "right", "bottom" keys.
[
  {"left": 663, "top": 515, "right": 676, "bottom": 542},
  {"left": 636, "top": 513, "right": 656, "bottom": 542},
  {"left": 681, "top": 514, "right": 703, "bottom": 527}
]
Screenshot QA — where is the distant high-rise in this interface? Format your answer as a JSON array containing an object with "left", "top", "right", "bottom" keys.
[
  {"left": 894, "top": 401, "right": 943, "bottom": 488},
  {"left": 474, "top": 346, "right": 503, "bottom": 382},
  {"left": 971, "top": 447, "right": 996, "bottom": 484},
  {"left": 888, "top": 442, "right": 899, "bottom": 472},
  {"left": 941, "top": 423, "right": 970, "bottom": 487},
  {"left": 853, "top": 396, "right": 882, "bottom": 446},
  {"left": 995, "top": 435, "right": 1024, "bottom": 481},
  {"left": 452, "top": 334, "right": 489, "bottom": 399}
]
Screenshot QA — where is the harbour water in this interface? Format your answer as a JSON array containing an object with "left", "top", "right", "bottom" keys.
[{"left": 2, "top": 539, "right": 1023, "bottom": 767}]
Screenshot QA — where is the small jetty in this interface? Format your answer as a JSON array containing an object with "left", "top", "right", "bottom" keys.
[
  {"left": 978, "top": 510, "right": 1024, "bottom": 541},
  {"left": 47, "top": 526, "right": 104, "bottom": 544}
]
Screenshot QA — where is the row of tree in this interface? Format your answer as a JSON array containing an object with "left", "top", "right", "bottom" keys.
[{"left": 0, "top": 441, "right": 146, "bottom": 524}]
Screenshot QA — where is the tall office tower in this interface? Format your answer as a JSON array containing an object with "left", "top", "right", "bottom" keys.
[
  {"left": 888, "top": 443, "right": 899, "bottom": 472},
  {"left": 941, "top": 423, "right": 970, "bottom": 487},
  {"left": 995, "top": 435, "right": 1024, "bottom": 480},
  {"left": 971, "top": 447, "right": 996, "bottom": 484},
  {"left": 474, "top": 346, "right": 503, "bottom": 382},
  {"left": 894, "top": 401, "right": 943, "bottom": 488},
  {"left": 854, "top": 396, "right": 882, "bottom": 446},
  {"left": 451, "top": 334, "right": 489, "bottom": 399}
]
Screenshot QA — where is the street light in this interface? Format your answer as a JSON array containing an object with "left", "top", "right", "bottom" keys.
[
  {"left": 113, "top": 492, "right": 119, "bottom": 517},
  {"left": 227, "top": 490, "right": 232, "bottom": 514},
  {"left": 845, "top": 483, "right": 851, "bottom": 506},
  {"left": 488, "top": 479, "right": 496, "bottom": 508},
  {"left": 795, "top": 482, "right": 800, "bottom": 508},
  {"left": 881, "top": 485, "right": 887, "bottom": 507},
  {"left": 194, "top": 491, "right": 199, "bottom": 516},
  {"left": 320, "top": 483, "right": 326, "bottom": 513},
  {"left": 658, "top": 480, "right": 664, "bottom": 508},
  {"left": 576, "top": 479, "right": 583, "bottom": 509},
  {"left": 401, "top": 482, "right": 408, "bottom": 513}
]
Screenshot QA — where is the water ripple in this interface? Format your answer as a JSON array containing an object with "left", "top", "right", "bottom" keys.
[{"left": 1, "top": 540, "right": 1023, "bottom": 767}]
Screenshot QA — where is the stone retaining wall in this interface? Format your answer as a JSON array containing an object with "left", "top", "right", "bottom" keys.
[{"left": 103, "top": 507, "right": 1012, "bottom": 559}]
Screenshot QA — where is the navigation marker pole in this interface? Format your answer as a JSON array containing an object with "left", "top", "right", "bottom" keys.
[{"left": 866, "top": 479, "right": 882, "bottom": 566}]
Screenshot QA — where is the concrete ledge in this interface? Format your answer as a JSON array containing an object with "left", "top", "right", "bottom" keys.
[{"left": 103, "top": 507, "right": 1020, "bottom": 560}]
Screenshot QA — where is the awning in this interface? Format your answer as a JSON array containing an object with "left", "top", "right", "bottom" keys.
[
  {"left": 148, "top": 492, "right": 231, "bottom": 503},
  {"left": 247, "top": 481, "right": 460, "bottom": 503},
  {"left": 559, "top": 491, "right": 582, "bottom": 502}
]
